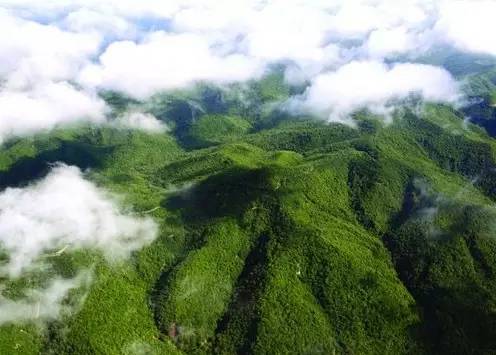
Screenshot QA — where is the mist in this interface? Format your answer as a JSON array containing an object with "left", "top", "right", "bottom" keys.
[
  {"left": 0, "top": 164, "right": 158, "bottom": 325},
  {"left": 0, "top": 271, "right": 92, "bottom": 325}
]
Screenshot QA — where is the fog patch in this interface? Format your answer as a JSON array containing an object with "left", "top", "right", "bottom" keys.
[
  {"left": 0, "top": 164, "right": 158, "bottom": 277},
  {"left": 0, "top": 270, "right": 91, "bottom": 325},
  {"left": 123, "top": 341, "right": 156, "bottom": 355},
  {"left": 115, "top": 111, "right": 168, "bottom": 133}
]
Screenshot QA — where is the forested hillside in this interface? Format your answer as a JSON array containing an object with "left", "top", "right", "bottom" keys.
[{"left": 1, "top": 70, "right": 496, "bottom": 354}]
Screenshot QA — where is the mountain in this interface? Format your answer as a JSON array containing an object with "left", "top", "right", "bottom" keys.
[{"left": 1, "top": 69, "right": 496, "bottom": 354}]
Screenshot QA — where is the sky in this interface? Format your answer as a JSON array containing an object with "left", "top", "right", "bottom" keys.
[{"left": 0, "top": 0, "right": 496, "bottom": 325}]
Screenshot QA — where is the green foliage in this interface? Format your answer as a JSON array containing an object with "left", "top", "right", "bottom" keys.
[
  {"left": 186, "top": 115, "right": 252, "bottom": 148},
  {"left": 244, "top": 121, "right": 359, "bottom": 154},
  {"left": 4, "top": 74, "right": 496, "bottom": 354},
  {"left": 155, "top": 220, "right": 252, "bottom": 351},
  {"left": 385, "top": 184, "right": 496, "bottom": 354}
]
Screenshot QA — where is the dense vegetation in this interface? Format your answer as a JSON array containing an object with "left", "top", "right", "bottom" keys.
[{"left": 2, "top": 68, "right": 496, "bottom": 354}]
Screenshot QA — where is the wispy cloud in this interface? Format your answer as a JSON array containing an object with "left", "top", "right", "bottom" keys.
[
  {"left": 0, "top": 271, "right": 92, "bottom": 325},
  {"left": 0, "top": 164, "right": 158, "bottom": 325},
  {"left": 115, "top": 111, "right": 168, "bottom": 132},
  {"left": 0, "top": 164, "right": 158, "bottom": 277}
]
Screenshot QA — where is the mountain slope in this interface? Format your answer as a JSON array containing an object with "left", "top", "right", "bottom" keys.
[{"left": 1, "top": 79, "right": 496, "bottom": 354}]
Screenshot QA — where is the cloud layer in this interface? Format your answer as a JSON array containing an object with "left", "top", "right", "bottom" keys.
[
  {"left": 78, "top": 32, "right": 262, "bottom": 98},
  {"left": 0, "top": 0, "right": 494, "bottom": 133}
]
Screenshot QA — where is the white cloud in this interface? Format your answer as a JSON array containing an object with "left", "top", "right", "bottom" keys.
[
  {"left": 78, "top": 32, "right": 263, "bottom": 99},
  {"left": 0, "top": 10, "right": 107, "bottom": 142},
  {"left": 0, "top": 10, "right": 101, "bottom": 88},
  {"left": 434, "top": 0, "right": 496, "bottom": 56},
  {"left": 61, "top": 8, "right": 136, "bottom": 40},
  {"left": 326, "top": 0, "right": 430, "bottom": 39},
  {"left": 240, "top": 2, "right": 333, "bottom": 62},
  {"left": 0, "top": 82, "right": 106, "bottom": 142},
  {"left": 365, "top": 27, "right": 416, "bottom": 59},
  {"left": 115, "top": 111, "right": 168, "bottom": 132},
  {"left": 0, "top": 0, "right": 492, "bottom": 134},
  {"left": 0, "top": 0, "right": 182, "bottom": 20},
  {"left": 298, "top": 61, "right": 459, "bottom": 122},
  {"left": 0, "top": 164, "right": 158, "bottom": 277}
]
